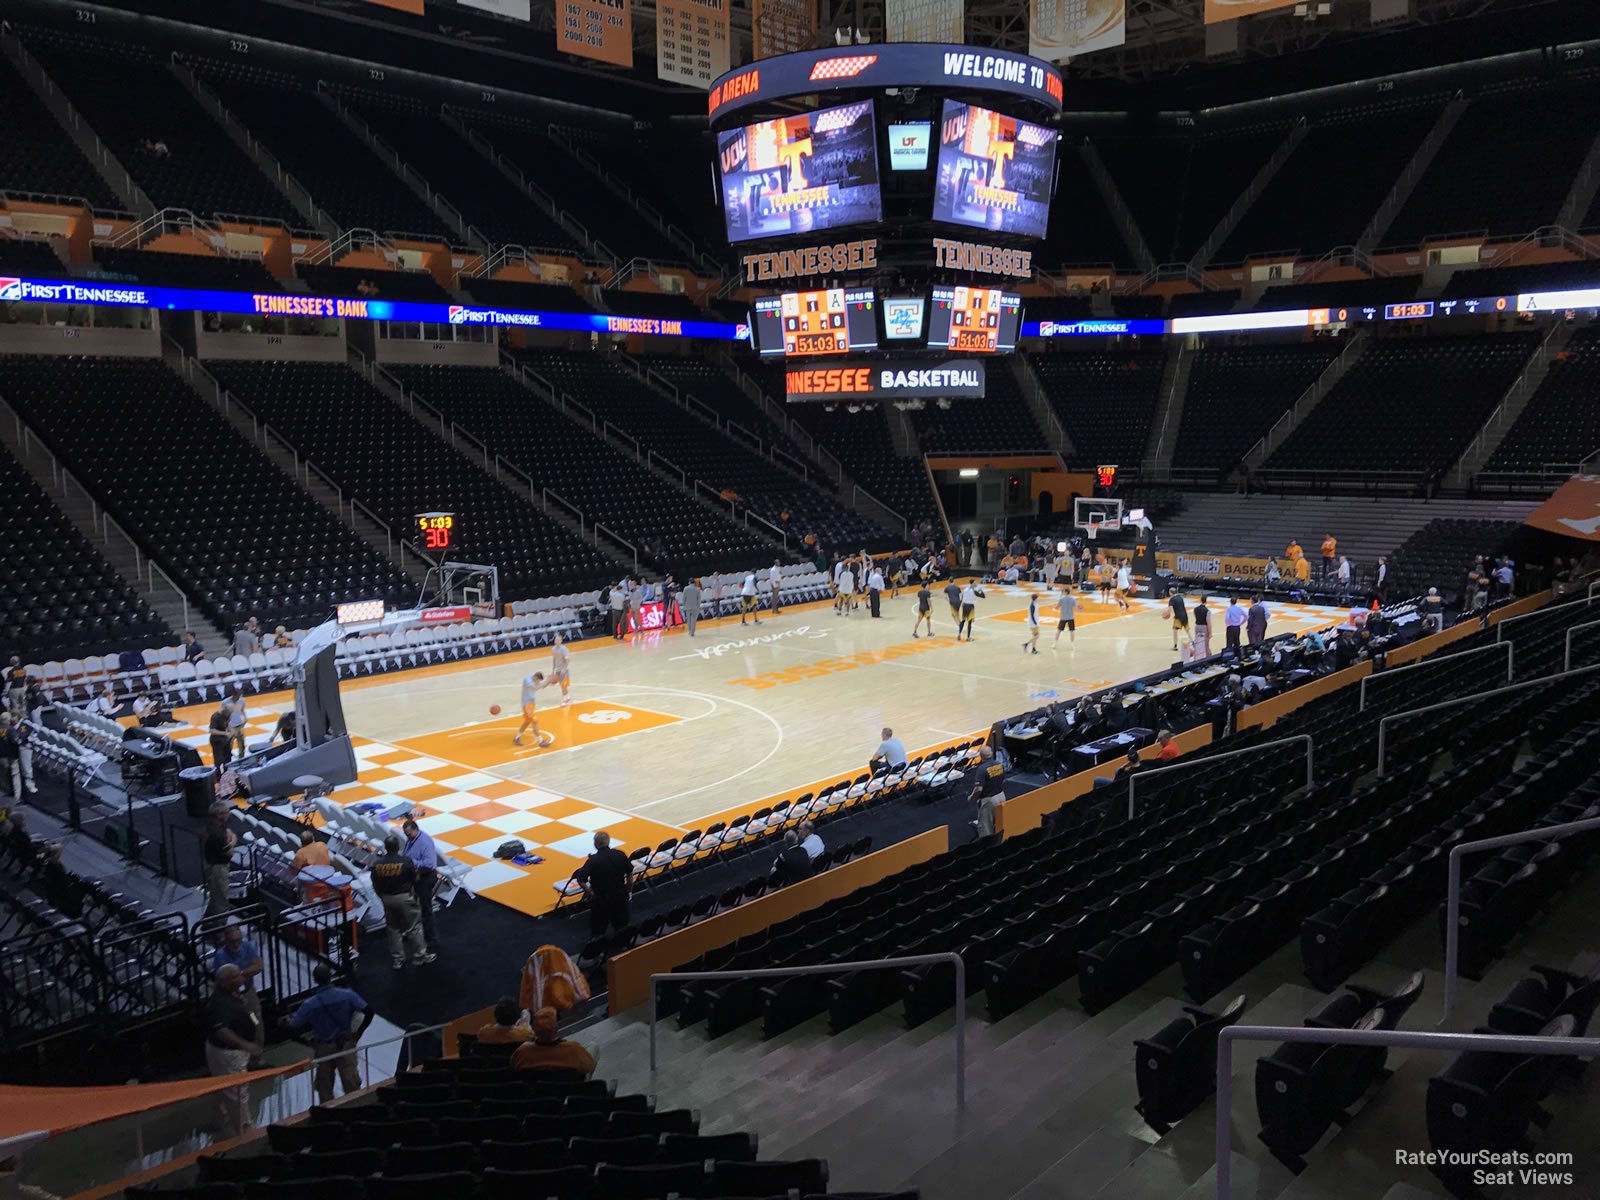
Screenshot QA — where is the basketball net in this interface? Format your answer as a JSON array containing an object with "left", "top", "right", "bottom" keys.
[{"left": 1085, "top": 523, "right": 1100, "bottom": 541}]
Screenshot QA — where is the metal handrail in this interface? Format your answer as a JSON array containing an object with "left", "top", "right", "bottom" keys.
[
  {"left": 594, "top": 523, "right": 637, "bottom": 575},
  {"left": 1564, "top": 619, "right": 1600, "bottom": 670},
  {"left": 1442, "top": 814, "right": 1600, "bottom": 1021},
  {"left": 1376, "top": 664, "right": 1600, "bottom": 774},
  {"left": 1214, "top": 1024, "right": 1600, "bottom": 1200},
  {"left": 649, "top": 953, "right": 965, "bottom": 1106},
  {"left": 1359, "top": 642, "right": 1513, "bottom": 711},
  {"left": 1126, "top": 735, "right": 1312, "bottom": 822},
  {"left": 1496, "top": 598, "right": 1579, "bottom": 642}
]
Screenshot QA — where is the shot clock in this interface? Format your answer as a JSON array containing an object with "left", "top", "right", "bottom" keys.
[{"left": 415, "top": 511, "right": 458, "bottom": 552}]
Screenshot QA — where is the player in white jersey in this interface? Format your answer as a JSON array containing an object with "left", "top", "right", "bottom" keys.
[
  {"left": 514, "top": 672, "right": 552, "bottom": 747},
  {"left": 740, "top": 572, "right": 760, "bottom": 625},
  {"left": 1022, "top": 593, "right": 1040, "bottom": 655},
  {"left": 837, "top": 566, "right": 855, "bottom": 615},
  {"left": 1115, "top": 563, "right": 1132, "bottom": 611},
  {"left": 959, "top": 581, "right": 984, "bottom": 641},
  {"left": 549, "top": 633, "right": 572, "bottom": 707}
]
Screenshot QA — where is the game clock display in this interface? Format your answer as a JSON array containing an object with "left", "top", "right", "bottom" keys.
[
  {"left": 928, "top": 285, "right": 1022, "bottom": 353},
  {"left": 416, "top": 512, "right": 457, "bottom": 551},
  {"left": 752, "top": 287, "right": 879, "bottom": 357}
]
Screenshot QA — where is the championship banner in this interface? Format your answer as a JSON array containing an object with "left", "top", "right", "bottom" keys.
[
  {"left": 558, "top": 0, "right": 633, "bottom": 66},
  {"left": 887, "top": 0, "right": 964, "bottom": 44},
  {"left": 752, "top": 0, "right": 817, "bottom": 60},
  {"left": 1030, "top": 0, "right": 1125, "bottom": 61},
  {"left": 459, "top": 0, "right": 531, "bottom": 18},
  {"left": 656, "top": 0, "right": 731, "bottom": 88},
  {"left": 1203, "top": 0, "right": 1300, "bottom": 21},
  {"left": 1523, "top": 475, "right": 1600, "bottom": 541}
]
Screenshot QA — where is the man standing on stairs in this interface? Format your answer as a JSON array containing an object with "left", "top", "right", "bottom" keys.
[{"left": 1321, "top": 533, "right": 1337, "bottom": 579}]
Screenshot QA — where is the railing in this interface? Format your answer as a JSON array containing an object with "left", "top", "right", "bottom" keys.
[
  {"left": 595, "top": 523, "right": 638, "bottom": 575},
  {"left": 1213, "top": 1024, "right": 1600, "bottom": 1200},
  {"left": 695, "top": 477, "right": 734, "bottom": 513},
  {"left": 1375, "top": 664, "right": 1600, "bottom": 774},
  {"left": 1243, "top": 328, "right": 1366, "bottom": 467},
  {"left": 1126, "top": 735, "right": 1312, "bottom": 822},
  {"left": 650, "top": 450, "right": 686, "bottom": 485},
  {"left": 649, "top": 954, "right": 966, "bottom": 1106},
  {"left": 608, "top": 423, "right": 642, "bottom": 461},
  {"left": 544, "top": 488, "right": 585, "bottom": 535},
  {"left": 1359, "top": 642, "right": 1513, "bottom": 711},
  {"left": 851, "top": 485, "right": 907, "bottom": 538},
  {"left": 1453, "top": 319, "right": 1570, "bottom": 485},
  {"left": 1441, "top": 813, "right": 1600, "bottom": 1021},
  {"left": 771, "top": 444, "right": 809, "bottom": 480},
  {"left": 1564, "top": 619, "right": 1600, "bottom": 670},
  {"left": 745, "top": 509, "right": 788, "bottom": 549}
]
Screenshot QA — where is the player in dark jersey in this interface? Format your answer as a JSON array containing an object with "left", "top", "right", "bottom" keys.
[{"left": 912, "top": 581, "right": 934, "bottom": 638}]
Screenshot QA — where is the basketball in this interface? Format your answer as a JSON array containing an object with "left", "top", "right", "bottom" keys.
[{"left": 489, "top": 704, "right": 501, "bottom": 715}]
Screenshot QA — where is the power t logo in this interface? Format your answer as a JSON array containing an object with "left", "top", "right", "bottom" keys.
[{"left": 0, "top": 279, "right": 21, "bottom": 301}]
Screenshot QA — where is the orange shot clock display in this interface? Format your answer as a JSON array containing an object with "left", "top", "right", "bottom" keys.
[{"left": 415, "top": 512, "right": 457, "bottom": 551}]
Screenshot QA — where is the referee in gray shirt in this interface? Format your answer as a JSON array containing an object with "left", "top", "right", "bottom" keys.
[{"left": 681, "top": 578, "right": 702, "bottom": 636}]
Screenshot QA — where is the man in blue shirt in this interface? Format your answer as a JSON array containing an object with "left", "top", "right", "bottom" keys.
[
  {"left": 1224, "top": 597, "right": 1248, "bottom": 656},
  {"left": 286, "top": 964, "right": 373, "bottom": 1103},
  {"left": 401, "top": 818, "right": 441, "bottom": 952},
  {"left": 213, "top": 924, "right": 264, "bottom": 1053}
]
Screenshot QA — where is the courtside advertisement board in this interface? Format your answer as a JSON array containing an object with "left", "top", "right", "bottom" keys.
[
  {"left": 933, "top": 100, "right": 1057, "bottom": 239},
  {"left": 718, "top": 100, "right": 882, "bottom": 243}
]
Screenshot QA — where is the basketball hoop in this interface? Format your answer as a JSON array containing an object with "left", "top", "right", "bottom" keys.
[{"left": 1085, "top": 523, "right": 1100, "bottom": 541}]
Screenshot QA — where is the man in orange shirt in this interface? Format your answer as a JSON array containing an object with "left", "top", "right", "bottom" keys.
[
  {"left": 478, "top": 997, "right": 534, "bottom": 1045},
  {"left": 1154, "top": 730, "right": 1181, "bottom": 762},
  {"left": 1320, "top": 534, "right": 1337, "bottom": 578},
  {"left": 1284, "top": 539, "right": 1303, "bottom": 563},
  {"left": 510, "top": 1007, "right": 597, "bottom": 1076},
  {"left": 290, "top": 829, "right": 331, "bottom": 873}
]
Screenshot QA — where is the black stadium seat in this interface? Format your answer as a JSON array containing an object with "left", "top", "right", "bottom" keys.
[{"left": 1134, "top": 994, "right": 1248, "bottom": 1134}]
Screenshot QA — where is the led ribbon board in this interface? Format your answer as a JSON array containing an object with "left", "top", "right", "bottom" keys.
[
  {"left": 0, "top": 278, "right": 748, "bottom": 341},
  {"left": 707, "top": 44, "right": 1064, "bottom": 125}
]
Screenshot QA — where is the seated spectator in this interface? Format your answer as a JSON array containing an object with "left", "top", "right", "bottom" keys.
[
  {"left": 273, "top": 626, "right": 294, "bottom": 649},
  {"left": 510, "top": 1006, "right": 597, "bottom": 1076},
  {"left": 798, "top": 820, "right": 825, "bottom": 861},
  {"left": 89, "top": 684, "right": 120, "bottom": 717},
  {"left": 1154, "top": 730, "right": 1181, "bottom": 761},
  {"left": 1265, "top": 558, "right": 1281, "bottom": 584},
  {"left": 770, "top": 830, "right": 815, "bottom": 886},
  {"left": 1095, "top": 748, "right": 1142, "bottom": 790},
  {"left": 869, "top": 726, "right": 907, "bottom": 775},
  {"left": 478, "top": 996, "right": 534, "bottom": 1044},
  {"left": 290, "top": 828, "right": 331, "bottom": 873}
]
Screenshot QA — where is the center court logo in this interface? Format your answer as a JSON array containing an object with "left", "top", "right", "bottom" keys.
[
  {"left": 578, "top": 709, "right": 633, "bottom": 724},
  {"left": 0, "top": 278, "right": 22, "bottom": 301}
]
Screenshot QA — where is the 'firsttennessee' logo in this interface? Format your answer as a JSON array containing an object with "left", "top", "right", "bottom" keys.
[
  {"left": 448, "top": 306, "right": 466, "bottom": 324},
  {"left": 0, "top": 278, "right": 22, "bottom": 301}
]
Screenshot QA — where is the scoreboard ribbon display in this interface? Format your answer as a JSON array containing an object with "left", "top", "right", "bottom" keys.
[
  {"left": 0, "top": 277, "right": 747, "bottom": 341},
  {"left": 785, "top": 360, "right": 985, "bottom": 400},
  {"left": 708, "top": 44, "right": 1064, "bottom": 124}
]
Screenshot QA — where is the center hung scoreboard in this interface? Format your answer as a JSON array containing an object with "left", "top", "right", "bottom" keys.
[{"left": 707, "top": 44, "right": 1064, "bottom": 403}]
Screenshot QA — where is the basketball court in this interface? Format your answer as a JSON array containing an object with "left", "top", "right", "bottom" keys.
[{"left": 160, "top": 585, "right": 1349, "bottom": 918}]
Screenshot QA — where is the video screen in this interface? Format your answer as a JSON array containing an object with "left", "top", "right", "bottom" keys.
[
  {"left": 882, "top": 297, "right": 926, "bottom": 340},
  {"left": 887, "top": 121, "right": 932, "bottom": 171},
  {"left": 753, "top": 287, "right": 879, "bottom": 357},
  {"left": 718, "top": 101, "right": 882, "bottom": 244},
  {"left": 927, "top": 285, "right": 1022, "bottom": 353},
  {"left": 932, "top": 100, "right": 1057, "bottom": 240}
]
